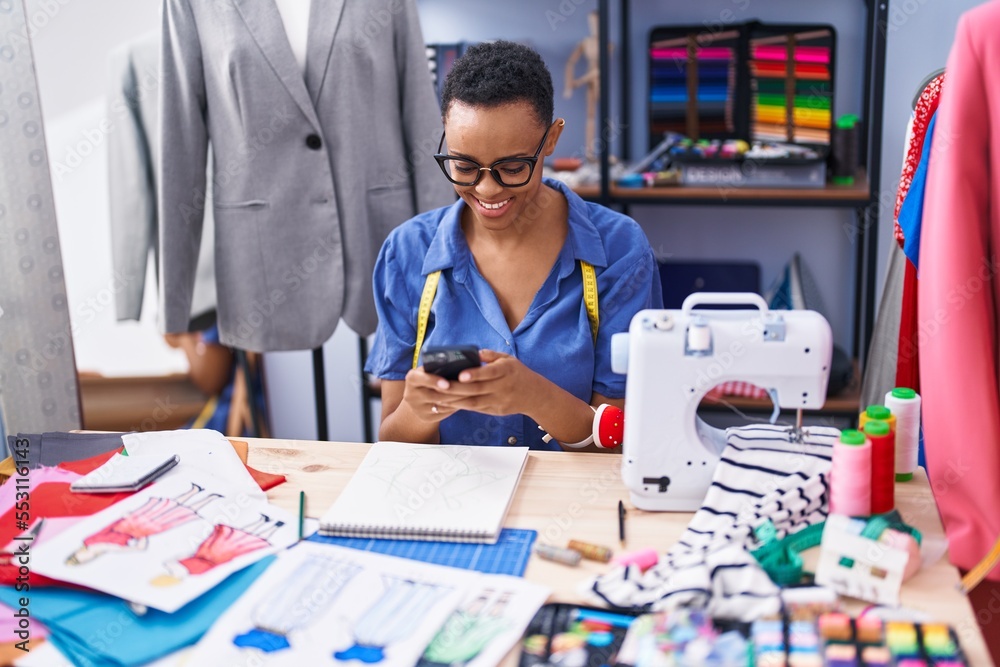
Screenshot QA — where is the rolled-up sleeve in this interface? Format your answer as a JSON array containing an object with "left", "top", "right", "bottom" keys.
[{"left": 366, "top": 238, "right": 418, "bottom": 380}]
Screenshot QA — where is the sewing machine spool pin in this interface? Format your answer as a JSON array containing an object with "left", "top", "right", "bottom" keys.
[{"left": 613, "top": 293, "right": 833, "bottom": 512}]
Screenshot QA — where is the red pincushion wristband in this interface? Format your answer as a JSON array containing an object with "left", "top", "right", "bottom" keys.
[
  {"left": 594, "top": 403, "right": 624, "bottom": 449},
  {"left": 538, "top": 404, "right": 625, "bottom": 450}
]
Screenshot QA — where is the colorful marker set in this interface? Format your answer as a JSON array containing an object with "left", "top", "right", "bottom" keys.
[
  {"left": 616, "top": 608, "right": 748, "bottom": 666},
  {"left": 749, "top": 29, "right": 834, "bottom": 146},
  {"left": 822, "top": 615, "right": 967, "bottom": 667},
  {"left": 521, "top": 604, "right": 750, "bottom": 667},
  {"left": 520, "top": 603, "right": 638, "bottom": 667},
  {"left": 750, "top": 612, "right": 968, "bottom": 667}
]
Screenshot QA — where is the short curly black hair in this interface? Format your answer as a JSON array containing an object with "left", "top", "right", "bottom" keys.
[{"left": 441, "top": 40, "right": 553, "bottom": 127}]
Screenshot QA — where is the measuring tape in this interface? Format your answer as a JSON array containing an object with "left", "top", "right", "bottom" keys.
[
  {"left": 412, "top": 262, "right": 599, "bottom": 369},
  {"left": 581, "top": 260, "right": 599, "bottom": 344},
  {"left": 412, "top": 270, "right": 441, "bottom": 369},
  {"left": 752, "top": 521, "right": 826, "bottom": 586}
]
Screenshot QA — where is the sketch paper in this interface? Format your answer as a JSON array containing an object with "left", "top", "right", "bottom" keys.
[
  {"left": 319, "top": 442, "right": 529, "bottom": 543},
  {"left": 122, "top": 429, "right": 262, "bottom": 497},
  {"left": 31, "top": 474, "right": 296, "bottom": 613},
  {"left": 416, "top": 575, "right": 550, "bottom": 667},
  {"left": 190, "top": 542, "right": 480, "bottom": 667}
]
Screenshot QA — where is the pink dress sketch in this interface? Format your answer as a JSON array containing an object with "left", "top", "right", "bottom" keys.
[
  {"left": 156, "top": 514, "right": 283, "bottom": 584},
  {"left": 67, "top": 483, "right": 220, "bottom": 565}
]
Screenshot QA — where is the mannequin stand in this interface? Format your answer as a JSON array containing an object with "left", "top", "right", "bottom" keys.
[{"left": 312, "top": 347, "right": 328, "bottom": 441}]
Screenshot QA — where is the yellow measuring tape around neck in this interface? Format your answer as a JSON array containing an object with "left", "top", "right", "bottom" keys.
[
  {"left": 412, "top": 261, "right": 599, "bottom": 369},
  {"left": 412, "top": 270, "right": 442, "bottom": 369},
  {"left": 580, "top": 260, "right": 599, "bottom": 343}
]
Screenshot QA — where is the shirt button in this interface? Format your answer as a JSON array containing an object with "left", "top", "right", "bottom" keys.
[
  {"left": 305, "top": 134, "right": 322, "bottom": 150},
  {"left": 507, "top": 436, "right": 518, "bottom": 446}
]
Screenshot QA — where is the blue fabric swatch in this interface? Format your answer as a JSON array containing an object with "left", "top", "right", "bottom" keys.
[
  {"left": 0, "top": 557, "right": 273, "bottom": 667},
  {"left": 898, "top": 112, "right": 937, "bottom": 270}
]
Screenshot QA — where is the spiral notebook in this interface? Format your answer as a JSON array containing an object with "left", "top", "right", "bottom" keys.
[{"left": 319, "top": 441, "right": 529, "bottom": 544}]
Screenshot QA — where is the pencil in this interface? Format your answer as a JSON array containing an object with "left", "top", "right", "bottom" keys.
[
  {"left": 618, "top": 499, "right": 626, "bottom": 547},
  {"left": 298, "top": 490, "right": 305, "bottom": 542}
]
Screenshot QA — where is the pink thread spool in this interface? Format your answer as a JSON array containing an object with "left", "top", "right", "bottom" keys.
[
  {"left": 610, "top": 548, "right": 659, "bottom": 572},
  {"left": 830, "top": 429, "right": 871, "bottom": 517}
]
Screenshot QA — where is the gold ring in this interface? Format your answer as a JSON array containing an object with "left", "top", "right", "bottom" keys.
[{"left": 431, "top": 404, "right": 440, "bottom": 415}]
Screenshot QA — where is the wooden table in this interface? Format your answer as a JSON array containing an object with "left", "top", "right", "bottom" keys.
[{"left": 247, "top": 438, "right": 991, "bottom": 666}]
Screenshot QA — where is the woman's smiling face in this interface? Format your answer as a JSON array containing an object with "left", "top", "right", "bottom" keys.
[{"left": 441, "top": 101, "right": 561, "bottom": 233}]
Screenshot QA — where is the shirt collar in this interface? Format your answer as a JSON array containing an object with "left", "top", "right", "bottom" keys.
[{"left": 420, "top": 177, "right": 608, "bottom": 277}]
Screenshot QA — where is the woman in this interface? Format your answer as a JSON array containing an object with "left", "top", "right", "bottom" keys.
[{"left": 366, "top": 41, "right": 662, "bottom": 450}]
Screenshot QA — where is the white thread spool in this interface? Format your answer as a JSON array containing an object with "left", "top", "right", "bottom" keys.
[
  {"left": 686, "top": 321, "right": 712, "bottom": 353},
  {"left": 885, "top": 387, "right": 921, "bottom": 481},
  {"left": 830, "top": 429, "right": 871, "bottom": 517}
]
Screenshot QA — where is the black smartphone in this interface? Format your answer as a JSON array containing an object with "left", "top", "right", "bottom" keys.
[{"left": 421, "top": 345, "right": 481, "bottom": 380}]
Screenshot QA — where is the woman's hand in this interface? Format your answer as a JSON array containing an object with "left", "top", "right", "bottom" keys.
[
  {"left": 429, "top": 349, "right": 543, "bottom": 418},
  {"left": 399, "top": 366, "right": 462, "bottom": 423}
]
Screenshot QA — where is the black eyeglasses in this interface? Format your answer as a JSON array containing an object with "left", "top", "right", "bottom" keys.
[{"left": 434, "top": 123, "right": 554, "bottom": 187}]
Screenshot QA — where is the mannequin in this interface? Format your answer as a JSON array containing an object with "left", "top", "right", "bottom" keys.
[
  {"left": 273, "top": 0, "right": 310, "bottom": 73},
  {"left": 107, "top": 31, "right": 217, "bottom": 327},
  {"left": 159, "top": 0, "right": 454, "bottom": 353},
  {"left": 563, "top": 12, "right": 601, "bottom": 162}
]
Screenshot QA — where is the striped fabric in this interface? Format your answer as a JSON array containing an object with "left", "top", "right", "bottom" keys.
[{"left": 584, "top": 424, "right": 839, "bottom": 621}]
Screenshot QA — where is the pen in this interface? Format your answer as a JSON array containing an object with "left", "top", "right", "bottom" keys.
[
  {"left": 618, "top": 499, "right": 626, "bottom": 546},
  {"left": 298, "top": 490, "right": 305, "bottom": 542}
]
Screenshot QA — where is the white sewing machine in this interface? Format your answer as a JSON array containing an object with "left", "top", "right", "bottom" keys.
[{"left": 611, "top": 293, "right": 833, "bottom": 511}]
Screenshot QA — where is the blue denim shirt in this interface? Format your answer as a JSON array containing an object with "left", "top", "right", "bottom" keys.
[{"left": 366, "top": 178, "right": 663, "bottom": 449}]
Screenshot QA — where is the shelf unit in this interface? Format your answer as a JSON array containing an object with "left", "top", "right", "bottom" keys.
[
  {"left": 590, "top": 0, "right": 888, "bottom": 370},
  {"left": 574, "top": 168, "right": 870, "bottom": 206}
]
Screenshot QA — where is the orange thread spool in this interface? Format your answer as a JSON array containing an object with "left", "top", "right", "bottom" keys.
[
  {"left": 567, "top": 539, "right": 613, "bottom": 563},
  {"left": 859, "top": 404, "right": 896, "bottom": 433}
]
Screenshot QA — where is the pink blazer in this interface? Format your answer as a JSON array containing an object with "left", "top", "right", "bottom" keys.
[{"left": 919, "top": 0, "right": 1000, "bottom": 580}]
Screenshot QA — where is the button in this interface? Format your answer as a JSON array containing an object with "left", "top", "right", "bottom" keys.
[
  {"left": 507, "top": 436, "right": 518, "bottom": 446},
  {"left": 305, "top": 134, "right": 322, "bottom": 150}
]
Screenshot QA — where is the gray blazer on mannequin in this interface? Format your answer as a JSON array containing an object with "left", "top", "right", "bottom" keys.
[
  {"left": 160, "top": 0, "right": 454, "bottom": 351},
  {"left": 108, "top": 31, "right": 217, "bottom": 325}
]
